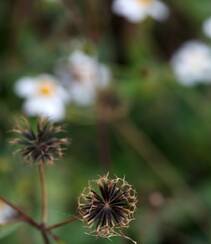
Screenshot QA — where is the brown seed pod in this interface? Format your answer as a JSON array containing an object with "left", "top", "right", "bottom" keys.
[
  {"left": 10, "top": 117, "right": 68, "bottom": 165},
  {"left": 78, "top": 174, "right": 137, "bottom": 242}
]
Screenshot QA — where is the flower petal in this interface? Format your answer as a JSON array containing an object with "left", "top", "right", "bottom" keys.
[
  {"left": 98, "top": 65, "right": 111, "bottom": 87},
  {"left": 70, "top": 85, "right": 95, "bottom": 106},
  {"left": 23, "top": 97, "right": 66, "bottom": 121},
  {"left": 171, "top": 40, "right": 211, "bottom": 85},
  {"left": 148, "top": 0, "right": 169, "bottom": 21},
  {"left": 15, "top": 77, "right": 37, "bottom": 98},
  {"left": 203, "top": 17, "right": 211, "bottom": 38},
  {"left": 112, "top": 0, "right": 147, "bottom": 23}
]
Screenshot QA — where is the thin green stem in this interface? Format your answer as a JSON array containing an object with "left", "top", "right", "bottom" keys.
[{"left": 38, "top": 163, "right": 48, "bottom": 224}]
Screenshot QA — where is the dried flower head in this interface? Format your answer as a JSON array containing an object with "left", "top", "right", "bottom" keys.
[
  {"left": 78, "top": 174, "right": 137, "bottom": 242},
  {"left": 11, "top": 118, "right": 68, "bottom": 164}
]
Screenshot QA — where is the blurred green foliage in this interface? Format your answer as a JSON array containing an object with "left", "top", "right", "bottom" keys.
[{"left": 1, "top": 0, "right": 211, "bottom": 243}]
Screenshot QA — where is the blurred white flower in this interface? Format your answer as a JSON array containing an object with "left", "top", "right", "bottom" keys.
[
  {"left": 15, "top": 74, "right": 70, "bottom": 121},
  {"left": 203, "top": 17, "right": 211, "bottom": 38},
  {"left": 58, "top": 50, "right": 111, "bottom": 106},
  {"left": 171, "top": 41, "right": 211, "bottom": 85},
  {"left": 112, "top": 0, "right": 169, "bottom": 23},
  {"left": 0, "top": 200, "right": 17, "bottom": 225}
]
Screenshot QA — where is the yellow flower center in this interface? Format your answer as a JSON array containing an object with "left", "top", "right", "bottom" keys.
[
  {"left": 38, "top": 82, "right": 55, "bottom": 97},
  {"left": 137, "top": 0, "right": 154, "bottom": 6}
]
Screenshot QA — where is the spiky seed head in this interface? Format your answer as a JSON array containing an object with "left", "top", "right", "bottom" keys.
[
  {"left": 78, "top": 174, "right": 137, "bottom": 240},
  {"left": 10, "top": 117, "right": 68, "bottom": 164}
]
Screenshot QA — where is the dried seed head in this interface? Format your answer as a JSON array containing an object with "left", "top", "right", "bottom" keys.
[
  {"left": 78, "top": 174, "right": 137, "bottom": 241},
  {"left": 10, "top": 117, "right": 68, "bottom": 164}
]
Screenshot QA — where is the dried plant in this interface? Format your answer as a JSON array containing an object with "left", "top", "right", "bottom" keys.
[
  {"left": 78, "top": 174, "right": 137, "bottom": 242},
  {"left": 0, "top": 118, "right": 137, "bottom": 244},
  {"left": 11, "top": 118, "right": 68, "bottom": 164}
]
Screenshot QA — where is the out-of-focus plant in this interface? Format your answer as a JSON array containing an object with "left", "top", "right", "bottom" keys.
[
  {"left": 170, "top": 41, "right": 211, "bottom": 85},
  {"left": 112, "top": 0, "right": 169, "bottom": 23},
  {"left": 203, "top": 17, "right": 211, "bottom": 38},
  {"left": 14, "top": 75, "right": 70, "bottom": 121},
  {"left": 57, "top": 49, "right": 111, "bottom": 106}
]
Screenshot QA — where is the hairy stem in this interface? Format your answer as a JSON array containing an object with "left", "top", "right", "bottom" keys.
[{"left": 38, "top": 163, "right": 48, "bottom": 224}]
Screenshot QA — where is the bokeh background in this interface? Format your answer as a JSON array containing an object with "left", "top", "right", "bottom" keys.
[{"left": 1, "top": 0, "right": 211, "bottom": 243}]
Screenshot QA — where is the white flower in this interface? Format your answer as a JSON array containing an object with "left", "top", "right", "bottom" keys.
[
  {"left": 58, "top": 50, "right": 111, "bottom": 106},
  {"left": 171, "top": 41, "right": 211, "bottom": 85},
  {"left": 203, "top": 17, "right": 211, "bottom": 38},
  {"left": 15, "top": 74, "right": 70, "bottom": 121},
  {"left": 0, "top": 200, "right": 17, "bottom": 225},
  {"left": 112, "top": 0, "right": 169, "bottom": 23}
]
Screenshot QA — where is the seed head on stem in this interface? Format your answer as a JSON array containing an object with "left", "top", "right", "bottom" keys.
[
  {"left": 78, "top": 174, "right": 137, "bottom": 242},
  {"left": 10, "top": 117, "right": 69, "bottom": 165}
]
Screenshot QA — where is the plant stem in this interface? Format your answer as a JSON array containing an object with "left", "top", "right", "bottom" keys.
[
  {"left": 0, "top": 196, "right": 40, "bottom": 229},
  {"left": 97, "top": 119, "right": 112, "bottom": 171},
  {"left": 41, "top": 230, "right": 50, "bottom": 244},
  {"left": 48, "top": 231, "right": 61, "bottom": 242},
  {"left": 47, "top": 215, "right": 79, "bottom": 230},
  {"left": 0, "top": 197, "right": 60, "bottom": 244},
  {"left": 38, "top": 163, "right": 48, "bottom": 224}
]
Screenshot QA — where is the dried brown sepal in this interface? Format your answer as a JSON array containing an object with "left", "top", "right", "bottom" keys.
[
  {"left": 10, "top": 117, "right": 69, "bottom": 165},
  {"left": 78, "top": 174, "right": 137, "bottom": 242}
]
